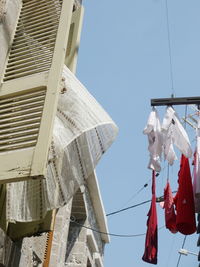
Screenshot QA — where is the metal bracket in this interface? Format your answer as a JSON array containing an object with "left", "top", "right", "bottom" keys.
[{"left": 151, "top": 96, "right": 200, "bottom": 107}]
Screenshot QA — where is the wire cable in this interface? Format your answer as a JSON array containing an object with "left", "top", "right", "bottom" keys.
[
  {"left": 176, "top": 235, "right": 187, "bottom": 267},
  {"left": 176, "top": 108, "right": 188, "bottom": 267},
  {"left": 184, "top": 105, "right": 188, "bottom": 129},
  {"left": 113, "top": 168, "right": 166, "bottom": 212},
  {"left": 70, "top": 216, "right": 165, "bottom": 238},
  {"left": 106, "top": 191, "right": 177, "bottom": 217},
  {"left": 167, "top": 163, "right": 170, "bottom": 180},
  {"left": 106, "top": 199, "right": 151, "bottom": 217},
  {"left": 165, "top": 0, "right": 175, "bottom": 96},
  {"left": 116, "top": 181, "right": 150, "bottom": 211}
]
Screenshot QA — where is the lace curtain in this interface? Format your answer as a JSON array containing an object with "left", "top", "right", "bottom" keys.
[{"left": 6, "top": 66, "right": 118, "bottom": 222}]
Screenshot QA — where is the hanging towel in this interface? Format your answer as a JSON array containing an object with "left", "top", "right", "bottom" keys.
[
  {"left": 143, "top": 108, "right": 163, "bottom": 172},
  {"left": 162, "top": 107, "right": 192, "bottom": 165},
  {"left": 163, "top": 181, "right": 177, "bottom": 233},
  {"left": 142, "top": 170, "right": 158, "bottom": 265},
  {"left": 174, "top": 155, "right": 196, "bottom": 235}
]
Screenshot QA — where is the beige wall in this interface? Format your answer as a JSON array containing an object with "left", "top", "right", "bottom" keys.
[{"left": 0, "top": 0, "right": 21, "bottom": 78}]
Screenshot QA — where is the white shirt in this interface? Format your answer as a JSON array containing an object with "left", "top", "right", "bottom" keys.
[
  {"left": 143, "top": 108, "right": 162, "bottom": 172},
  {"left": 162, "top": 107, "right": 192, "bottom": 165}
]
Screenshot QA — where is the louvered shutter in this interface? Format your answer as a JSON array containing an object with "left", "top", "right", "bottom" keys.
[
  {"left": 0, "top": 0, "right": 73, "bottom": 183},
  {"left": 65, "top": 5, "right": 84, "bottom": 73}
]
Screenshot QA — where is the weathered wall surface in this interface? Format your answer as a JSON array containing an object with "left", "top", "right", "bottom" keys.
[
  {"left": 65, "top": 225, "right": 88, "bottom": 266},
  {"left": 0, "top": 186, "right": 106, "bottom": 267},
  {"left": 0, "top": 0, "right": 21, "bottom": 77},
  {"left": 0, "top": 227, "right": 48, "bottom": 267},
  {"left": 18, "top": 233, "right": 48, "bottom": 267},
  {"left": 49, "top": 201, "right": 72, "bottom": 267},
  {"left": 84, "top": 186, "right": 105, "bottom": 257},
  {"left": 65, "top": 187, "right": 106, "bottom": 267},
  {"left": 0, "top": 228, "right": 13, "bottom": 266}
]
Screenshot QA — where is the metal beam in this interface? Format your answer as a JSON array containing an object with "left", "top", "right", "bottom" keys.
[{"left": 151, "top": 96, "right": 200, "bottom": 107}]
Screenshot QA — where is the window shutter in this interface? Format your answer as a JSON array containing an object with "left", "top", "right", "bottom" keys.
[
  {"left": 0, "top": 0, "right": 73, "bottom": 183},
  {"left": 65, "top": 5, "right": 84, "bottom": 73}
]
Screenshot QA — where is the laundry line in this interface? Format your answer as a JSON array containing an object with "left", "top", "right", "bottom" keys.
[{"left": 106, "top": 191, "right": 177, "bottom": 217}]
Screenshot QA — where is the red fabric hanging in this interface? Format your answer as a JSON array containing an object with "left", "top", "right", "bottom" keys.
[
  {"left": 142, "top": 170, "right": 158, "bottom": 265},
  {"left": 163, "top": 181, "right": 177, "bottom": 234},
  {"left": 174, "top": 155, "right": 196, "bottom": 235}
]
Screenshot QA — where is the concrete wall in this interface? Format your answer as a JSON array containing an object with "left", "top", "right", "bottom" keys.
[
  {"left": 64, "top": 187, "right": 106, "bottom": 267},
  {"left": 49, "top": 201, "right": 73, "bottom": 267},
  {"left": 84, "top": 186, "right": 105, "bottom": 257},
  {"left": 66, "top": 225, "right": 88, "bottom": 266},
  {"left": 0, "top": 186, "right": 106, "bottom": 267},
  {"left": 0, "top": 227, "right": 48, "bottom": 267}
]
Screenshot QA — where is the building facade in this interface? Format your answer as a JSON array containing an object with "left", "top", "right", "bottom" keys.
[{"left": 0, "top": 0, "right": 117, "bottom": 266}]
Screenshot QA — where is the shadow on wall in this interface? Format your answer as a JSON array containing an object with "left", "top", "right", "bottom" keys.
[{"left": 65, "top": 189, "right": 87, "bottom": 262}]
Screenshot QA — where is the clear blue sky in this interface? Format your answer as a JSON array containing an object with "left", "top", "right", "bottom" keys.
[{"left": 77, "top": 1, "right": 200, "bottom": 266}]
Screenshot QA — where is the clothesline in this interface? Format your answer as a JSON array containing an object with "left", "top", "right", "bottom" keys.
[
  {"left": 70, "top": 216, "right": 165, "bottom": 238},
  {"left": 106, "top": 191, "right": 177, "bottom": 217},
  {"left": 144, "top": 106, "right": 193, "bottom": 171},
  {"left": 142, "top": 104, "right": 198, "bottom": 265}
]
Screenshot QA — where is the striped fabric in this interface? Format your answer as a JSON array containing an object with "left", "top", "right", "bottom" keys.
[{"left": 6, "top": 66, "right": 118, "bottom": 222}]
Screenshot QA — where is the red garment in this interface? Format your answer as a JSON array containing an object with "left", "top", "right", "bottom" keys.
[
  {"left": 163, "top": 181, "right": 177, "bottom": 233},
  {"left": 174, "top": 155, "right": 196, "bottom": 235},
  {"left": 142, "top": 170, "right": 158, "bottom": 265}
]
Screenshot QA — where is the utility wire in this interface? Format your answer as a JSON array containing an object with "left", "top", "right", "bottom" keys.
[
  {"left": 167, "top": 163, "right": 170, "bottom": 180},
  {"left": 176, "top": 235, "right": 187, "bottom": 267},
  {"left": 114, "top": 169, "right": 166, "bottom": 212},
  {"left": 165, "top": 0, "right": 175, "bottom": 96},
  {"left": 116, "top": 181, "right": 150, "bottom": 211},
  {"left": 184, "top": 105, "right": 188, "bottom": 129},
  {"left": 106, "top": 191, "right": 177, "bottom": 217},
  {"left": 70, "top": 216, "right": 165, "bottom": 238},
  {"left": 106, "top": 199, "right": 151, "bottom": 217}
]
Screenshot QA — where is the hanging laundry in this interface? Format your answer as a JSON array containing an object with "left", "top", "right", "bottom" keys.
[
  {"left": 162, "top": 107, "right": 192, "bottom": 165},
  {"left": 193, "top": 119, "right": 200, "bottom": 203},
  {"left": 192, "top": 151, "right": 200, "bottom": 213},
  {"left": 197, "top": 116, "right": 200, "bottom": 158},
  {"left": 162, "top": 134, "right": 177, "bottom": 166},
  {"left": 174, "top": 155, "right": 196, "bottom": 235},
  {"left": 143, "top": 108, "right": 163, "bottom": 172},
  {"left": 142, "top": 170, "right": 158, "bottom": 265},
  {"left": 193, "top": 117, "right": 200, "bottom": 213},
  {"left": 163, "top": 181, "right": 177, "bottom": 234}
]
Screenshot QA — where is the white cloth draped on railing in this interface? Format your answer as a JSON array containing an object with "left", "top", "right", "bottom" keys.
[{"left": 6, "top": 66, "right": 118, "bottom": 222}]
